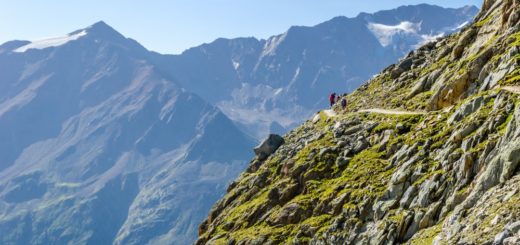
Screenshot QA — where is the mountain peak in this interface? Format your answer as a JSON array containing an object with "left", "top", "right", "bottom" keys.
[
  {"left": 85, "top": 21, "right": 115, "bottom": 33},
  {"left": 79, "top": 20, "right": 125, "bottom": 40}
]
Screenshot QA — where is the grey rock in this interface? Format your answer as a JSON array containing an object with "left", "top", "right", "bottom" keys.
[
  {"left": 396, "top": 123, "right": 406, "bottom": 133},
  {"left": 493, "top": 230, "right": 512, "bottom": 245},
  {"left": 505, "top": 221, "right": 520, "bottom": 234},
  {"left": 450, "top": 123, "right": 478, "bottom": 143},
  {"left": 378, "top": 130, "right": 394, "bottom": 152},
  {"left": 272, "top": 203, "right": 305, "bottom": 225},
  {"left": 330, "top": 193, "right": 349, "bottom": 215},
  {"left": 408, "top": 68, "right": 441, "bottom": 99},
  {"left": 352, "top": 139, "right": 369, "bottom": 154},
  {"left": 411, "top": 179, "right": 438, "bottom": 208},
  {"left": 336, "top": 157, "right": 351, "bottom": 168},
  {"left": 365, "top": 122, "right": 380, "bottom": 132},
  {"left": 254, "top": 134, "right": 285, "bottom": 161},
  {"left": 504, "top": 236, "right": 520, "bottom": 245},
  {"left": 373, "top": 200, "right": 398, "bottom": 220},
  {"left": 398, "top": 57, "right": 414, "bottom": 71},
  {"left": 468, "top": 47, "right": 493, "bottom": 80},
  {"left": 404, "top": 210, "right": 425, "bottom": 240},
  {"left": 447, "top": 96, "right": 486, "bottom": 125},
  {"left": 419, "top": 201, "right": 442, "bottom": 229},
  {"left": 319, "top": 147, "right": 334, "bottom": 158},
  {"left": 337, "top": 140, "right": 348, "bottom": 148},
  {"left": 400, "top": 185, "right": 418, "bottom": 208},
  {"left": 452, "top": 28, "right": 476, "bottom": 59},
  {"left": 344, "top": 125, "right": 364, "bottom": 136}
]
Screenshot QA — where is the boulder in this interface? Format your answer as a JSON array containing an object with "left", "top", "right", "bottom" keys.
[
  {"left": 400, "top": 186, "right": 418, "bottom": 208},
  {"left": 271, "top": 203, "right": 305, "bottom": 225},
  {"left": 468, "top": 47, "right": 493, "bottom": 80},
  {"left": 452, "top": 28, "right": 476, "bottom": 59},
  {"left": 505, "top": 221, "right": 520, "bottom": 234},
  {"left": 378, "top": 130, "right": 394, "bottom": 152},
  {"left": 336, "top": 157, "right": 351, "bottom": 168},
  {"left": 404, "top": 210, "right": 425, "bottom": 240},
  {"left": 449, "top": 123, "right": 478, "bottom": 143},
  {"left": 399, "top": 57, "right": 414, "bottom": 71},
  {"left": 429, "top": 72, "right": 471, "bottom": 110},
  {"left": 407, "top": 69, "right": 441, "bottom": 99},
  {"left": 493, "top": 230, "right": 511, "bottom": 245},
  {"left": 447, "top": 96, "right": 486, "bottom": 125},
  {"left": 343, "top": 125, "right": 364, "bottom": 136},
  {"left": 396, "top": 123, "right": 406, "bottom": 133},
  {"left": 504, "top": 236, "right": 520, "bottom": 245},
  {"left": 254, "top": 134, "right": 285, "bottom": 161}
]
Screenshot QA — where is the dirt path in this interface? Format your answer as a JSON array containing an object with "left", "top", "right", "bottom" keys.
[
  {"left": 500, "top": 86, "right": 520, "bottom": 94},
  {"left": 323, "top": 109, "right": 338, "bottom": 117},
  {"left": 357, "top": 108, "right": 426, "bottom": 115},
  {"left": 321, "top": 86, "right": 520, "bottom": 119},
  {"left": 321, "top": 108, "right": 425, "bottom": 118}
]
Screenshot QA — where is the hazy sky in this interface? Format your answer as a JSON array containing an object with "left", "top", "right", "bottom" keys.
[{"left": 1, "top": 0, "right": 483, "bottom": 54}]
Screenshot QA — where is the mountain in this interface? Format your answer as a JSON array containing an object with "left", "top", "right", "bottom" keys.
[
  {"left": 0, "top": 22, "right": 255, "bottom": 244},
  {"left": 154, "top": 4, "right": 479, "bottom": 139},
  {"left": 197, "top": 0, "right": 520, "bottom": 244}
]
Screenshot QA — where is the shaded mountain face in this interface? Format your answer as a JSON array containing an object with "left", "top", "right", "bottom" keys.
[
  {"left": 197, "top": 0, "right": 520, "bottom": 244},
  {"left": 155, "top": 4, "right": 479, "bottom": 139},
  {"left": 0, "top": 22, "right": 255, "bottom": 245}
]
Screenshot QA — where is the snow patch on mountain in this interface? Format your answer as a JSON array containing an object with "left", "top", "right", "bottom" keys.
[
  {"left": 367, "top": 21, "right": 422, "bottom": 47},
  {"left": 14, "top": 30, "right": 87, "bottom": 52}
]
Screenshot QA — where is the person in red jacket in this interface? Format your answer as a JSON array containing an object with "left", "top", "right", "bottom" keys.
[{"left": 329, "top": 92, "right": 336, "bottom": 107}]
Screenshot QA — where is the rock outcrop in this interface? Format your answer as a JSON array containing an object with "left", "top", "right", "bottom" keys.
[
  {"left": 197, "top": 0, "right": 520, "bottom": 244},
  {"left": 254, "top": 134, "right": 285, "bottom": 161}
]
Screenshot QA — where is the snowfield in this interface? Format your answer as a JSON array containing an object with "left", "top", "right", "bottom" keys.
[{"left": 14, "top": 30, "right": 87, "bottom": 52}]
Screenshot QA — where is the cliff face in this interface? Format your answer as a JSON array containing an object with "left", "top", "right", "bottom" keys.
[{"left": 197, "top": 0, "right": 520, "bottom": 244}]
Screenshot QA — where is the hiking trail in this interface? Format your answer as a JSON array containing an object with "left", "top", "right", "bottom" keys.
[{"left": 500, "top": 86, "right": 520, "bottom": 94}]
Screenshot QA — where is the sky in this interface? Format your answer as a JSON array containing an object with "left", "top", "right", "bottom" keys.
[{"left": 1, "top": 0, "right": 483, "bottom": 54}]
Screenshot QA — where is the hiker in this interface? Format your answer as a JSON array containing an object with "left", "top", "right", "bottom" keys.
[
  {"left": 341, "top": 97, "right": 347, "bottom": 110},
  {"left": 329, "top": 92, "right": 336, "bottom": 107}
]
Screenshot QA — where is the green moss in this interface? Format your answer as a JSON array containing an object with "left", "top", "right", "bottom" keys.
[
  {"left": 420, "top": 56, "right": 448, "bottom": 76},
  {"left": 503, "top": 68, "right": 520, "bottom": 85},
  {"left": 509, "top": 31, "right": 520, "bottom": 48},
  {"left": 225, "top": 222, "right": 296, "bottom": 243},
  {"left": 498, "top": 112, "right": 514, "bottom": 135},
  {"left": 302, "top": 214, "right": 333, "bottom": 234},
  {"left": 470, "top": 140, "right": 491, "bottom": 155},
  {"left": 474, "top": 14, "right": 493, "bottom": 27},
  {"left": 228, "top": 191, "right": 269, "bottom": 223},
  {"left": 408, "top": 91, "right": 434, "bottom": 110},
  {"left": 414, "top": 168, "right": 443, "bottom": 187},
  {"left": 294, "top": 129, "right": 334, "bottom": 165},
  {"left": 407, "top": 222, "right": 443, "bottom": 245},
  {"left": 430, "top": 122, "right": 452, "bottom": 150},
  {"left": 372, "top": 121, "right": 395, "bottom": 133}
]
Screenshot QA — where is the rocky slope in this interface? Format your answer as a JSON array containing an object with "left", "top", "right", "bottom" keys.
[
  {"left": 154, "top": 4, "right": 477, "bottom": 139},
  {"left": 197, "top": 0, "right": 520, "bottom": 244}
]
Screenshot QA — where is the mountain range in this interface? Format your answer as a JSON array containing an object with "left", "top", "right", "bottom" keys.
[
  {"left": 154, "top": 4, "right": 478, "bottom": 139},
  {"left": 0, "top": 22, "right": 255, "bottom": 245}
]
